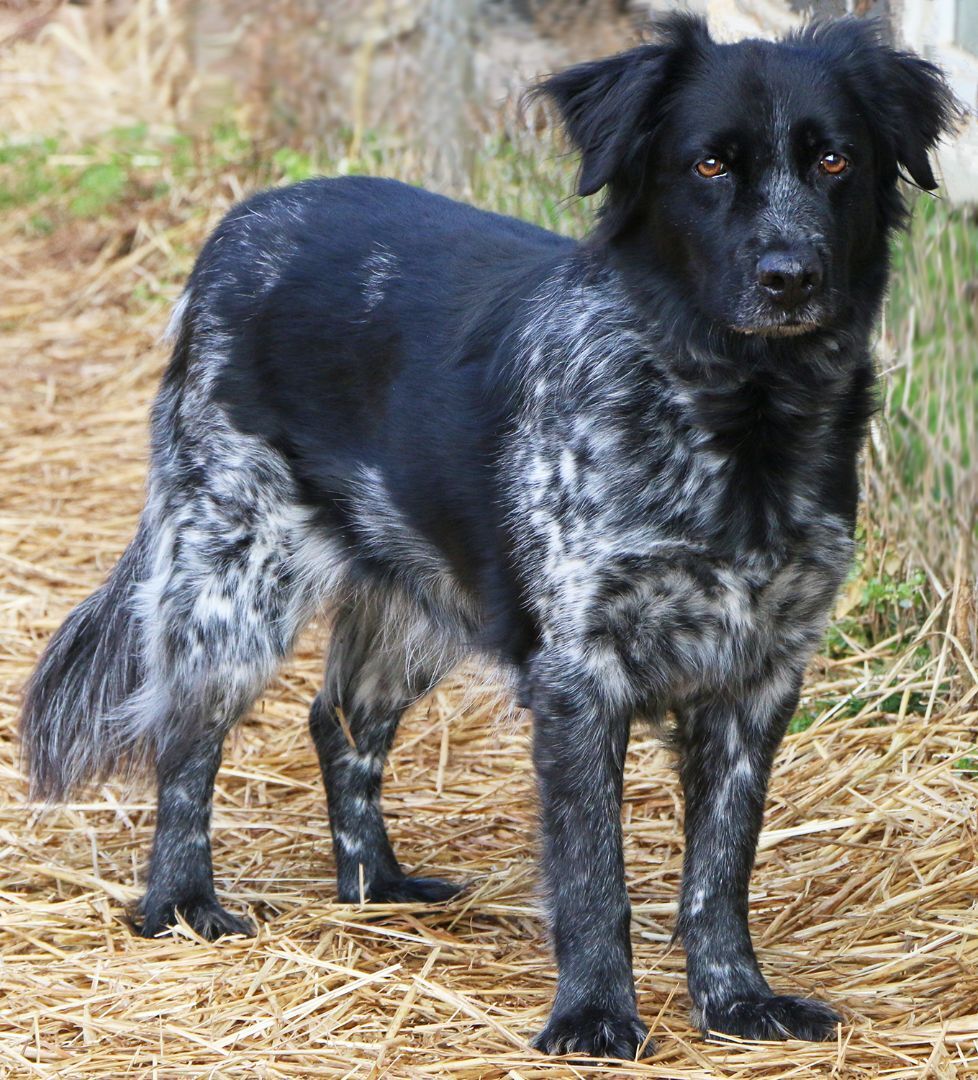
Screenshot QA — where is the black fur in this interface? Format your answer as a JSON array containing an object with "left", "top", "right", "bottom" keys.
[{"left": 22, "top": 16, "right": 955, "bottom": 1060}]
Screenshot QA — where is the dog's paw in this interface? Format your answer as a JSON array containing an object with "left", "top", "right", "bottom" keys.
[
  {"left": 135, "top": 895, "right": 255, "bottom": 941},
  {"left": 698, "top": 994, "right": 841, "bottom": 1042},
  {"left": 340, "top": 874, "right": 465, "bottom": 904},
  {"left": 532, "top": 1007, "right": 653, "bottom": 1060},
  {"left": 371, "top": 875, "right": 464, "bottom": 903}
]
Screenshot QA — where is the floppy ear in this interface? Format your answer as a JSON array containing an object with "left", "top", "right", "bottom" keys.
[
  {"left": 532, "top": 13, "right": 711, "bottom": 198},
  {"left": 879, "top": 47, "right": 958, "bottom": 190},
  {"left": 533, "top": 48, "right": 666, "bottom": 197},
  {"left": 797, "top": 20, "right": 958, "bottom": 191}
]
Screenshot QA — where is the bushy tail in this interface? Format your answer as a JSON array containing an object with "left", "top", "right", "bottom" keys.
[{"left": 21, "top": 524, "right": 150, "bottom": 800}]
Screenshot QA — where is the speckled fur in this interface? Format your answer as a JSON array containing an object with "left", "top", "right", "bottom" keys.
[{"left": 22, "top": 13, "right": 956, "bottom": 1062}]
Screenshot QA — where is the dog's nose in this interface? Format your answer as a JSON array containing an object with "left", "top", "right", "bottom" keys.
[{"left": 756, "top": 249, "right": 823, "bottom": 307}]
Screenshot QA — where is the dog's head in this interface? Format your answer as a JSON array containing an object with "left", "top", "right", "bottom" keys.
[{"left": 535, "top": 16, "right": 957, "bottom": 340}]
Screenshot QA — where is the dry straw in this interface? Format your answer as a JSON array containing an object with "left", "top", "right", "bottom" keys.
[{"left": 1, "top": 2, "right": 976, "bottom": 1076}]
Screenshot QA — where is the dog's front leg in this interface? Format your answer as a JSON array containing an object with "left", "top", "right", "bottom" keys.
[
  {"left": 677, "top": 680, "right": 841, "bottom": 1041},
  {"left": 528, "top": 658, "right": 650, "bottom": 1060}
]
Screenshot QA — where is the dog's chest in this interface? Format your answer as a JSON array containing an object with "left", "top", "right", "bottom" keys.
[{"left": 510, "top": 385, "right": 851, "bottom": 689}]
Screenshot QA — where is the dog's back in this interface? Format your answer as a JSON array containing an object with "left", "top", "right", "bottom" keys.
[{"left": 203, "top": 176, "right": 570, "bottom": 639}]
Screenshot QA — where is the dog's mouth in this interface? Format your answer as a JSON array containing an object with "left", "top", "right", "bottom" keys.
[
  {"left": 732, "top": 319, "right": 823, "bottom": 338},
  {"left": 727, "top": 296, "right": 829, "bottom": 338}
]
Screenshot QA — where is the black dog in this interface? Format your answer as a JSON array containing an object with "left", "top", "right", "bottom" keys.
[{"left": 23, "top": 15, "right": 954, "bottom": 1060}]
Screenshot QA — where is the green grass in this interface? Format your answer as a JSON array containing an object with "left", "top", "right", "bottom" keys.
[
  {"left": 0, "top": 128, "right": 180, "bottom": 221},
  {"left": 0, "top": 121, "right": 592, "bottom": 234},
  {"left": 882, "top": 195, "right": 977, "bottom": 524}
]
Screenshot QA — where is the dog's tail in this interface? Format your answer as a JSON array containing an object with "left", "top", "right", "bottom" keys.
[
  {"left": 20, "top": 518, "right": 152, "bottom": 801},
  {"left": 20, "top": 292, "right": 198, "bottom": 802}
]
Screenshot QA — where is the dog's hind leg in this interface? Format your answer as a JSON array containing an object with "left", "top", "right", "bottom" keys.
[
  {"left": 310, "top": 587, "right": 462, "bottom": 904},
  {"left": 134, "top": 489, "right": 327, "bottom": 940},
  {"left": 140, "top": 725, "right": 253, "bottom": 939}
]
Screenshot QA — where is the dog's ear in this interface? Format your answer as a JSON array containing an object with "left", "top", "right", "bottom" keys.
[
  {"left": 533, "top": 47, "right": 665, "bottom": 197},
  {"left": 874, "top": 46, "right": 958, "bottom": 190},
  {"left": 532, "top": 14, "right": 712, "bottom": 198},
  {"left": 798, "top": 20, "right": 958, "bottom": 191}
]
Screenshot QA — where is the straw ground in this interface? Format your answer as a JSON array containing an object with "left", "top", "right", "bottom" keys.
[{"left": 1, "top": 3, "right": 976, "bottom": 1076}]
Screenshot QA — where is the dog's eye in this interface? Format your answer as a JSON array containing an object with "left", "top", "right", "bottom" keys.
[
  {"left": 695, "top": 158, "right": 727, "bottom": 179},
  {"left": 819, "top": 152, "right": 849, "bottom": 175}
]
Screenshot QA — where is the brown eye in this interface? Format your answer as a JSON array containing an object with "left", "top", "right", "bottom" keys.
[
  {"left": 695, "top": 157, "right": 727, "bottom": 179},
  {"left": 819, "top": 152, "right": 849, "bottom": 175}
]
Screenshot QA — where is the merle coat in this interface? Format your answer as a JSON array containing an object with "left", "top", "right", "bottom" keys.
[{"left": 22, "top": 15, "right": 956, "bottom": 1060}]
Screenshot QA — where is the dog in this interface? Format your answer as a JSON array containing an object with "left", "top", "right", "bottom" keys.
[{"left": 22, "top": 14, "right": 955, "bottom": 1060}]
